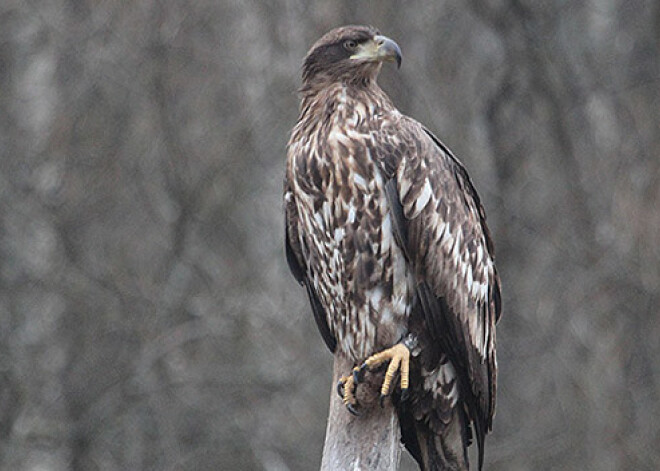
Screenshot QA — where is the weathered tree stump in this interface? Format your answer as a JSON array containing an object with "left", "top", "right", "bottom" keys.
[{"left": 320, "top": 354, "right": 402, "bottom": 470}]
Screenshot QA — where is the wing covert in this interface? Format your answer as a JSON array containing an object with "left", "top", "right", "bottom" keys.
[{"left": 382, "top": 119, "right": 501, "bottom": 469}]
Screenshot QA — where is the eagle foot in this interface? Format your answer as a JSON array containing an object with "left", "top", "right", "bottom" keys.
[
  {"left": 337, "top": 343, "right": 411, "bottom": 414},
  {"left": 361, "top": 342, "right": 410, "bottom": 408}
]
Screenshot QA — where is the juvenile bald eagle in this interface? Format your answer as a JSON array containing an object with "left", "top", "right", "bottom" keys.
[{"left": 285, "top": 25, "right": 502, "bottom": 470}]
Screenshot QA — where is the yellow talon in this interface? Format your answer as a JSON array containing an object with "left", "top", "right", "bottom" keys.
[
  {"left": 337, "top": 366, "right": 362, "bottom": 415},
  {"left": 363, "top": 343, "right": 410, "bottom": 399},
  {"left": 337, "top": 343, "right": 411, "bottom": 414}
]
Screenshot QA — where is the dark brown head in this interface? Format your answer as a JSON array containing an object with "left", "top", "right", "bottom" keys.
[{"left": 302, "top": 25, "right": 402, "bottom": 89}]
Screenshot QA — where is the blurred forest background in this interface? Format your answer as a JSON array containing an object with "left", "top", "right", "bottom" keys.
[{"left": 1, "top": 1, "right": 658, "bottom": 470}]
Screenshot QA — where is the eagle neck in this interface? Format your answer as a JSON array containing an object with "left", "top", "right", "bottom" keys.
[{"left": 299, "top": 82, "right": 394, "bottom": 126}]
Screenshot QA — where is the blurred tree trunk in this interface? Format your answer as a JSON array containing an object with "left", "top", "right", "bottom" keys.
[{"left": 321, "top": 354, "right": 401, "bottom": 470}]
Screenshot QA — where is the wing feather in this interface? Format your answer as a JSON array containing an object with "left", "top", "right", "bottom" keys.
[
  {"left": 285, "top": 185, "right": 337, "bottom": 353},
  {"left": 381, "top": 119, "right": 501, "bottom": 470}
]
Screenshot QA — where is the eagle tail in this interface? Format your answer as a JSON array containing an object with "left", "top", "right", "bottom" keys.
[{"left": 397, "top": 399, "right": 470, "bottom": 471}]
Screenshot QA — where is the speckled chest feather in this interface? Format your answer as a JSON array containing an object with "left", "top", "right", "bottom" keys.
[{"left": 287, "top": 85, "right": 412, "bottom": 360}]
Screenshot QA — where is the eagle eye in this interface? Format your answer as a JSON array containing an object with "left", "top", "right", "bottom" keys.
[{"left": 343, "top": 40, "right": 358, "bottom": 51}]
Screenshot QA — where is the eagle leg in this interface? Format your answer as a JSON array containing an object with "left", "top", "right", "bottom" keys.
[{"left": 360, "top": 343, "right": 410, "bottom": 407}]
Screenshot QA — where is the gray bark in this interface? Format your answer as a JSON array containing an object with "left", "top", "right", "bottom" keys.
[{"left": 321, "top": 355, "right": 402, "bottom": 470}]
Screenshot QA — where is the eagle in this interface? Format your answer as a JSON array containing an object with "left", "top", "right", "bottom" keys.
[{"left": 284, "top": 25, "right": 502, "bottom": 470}]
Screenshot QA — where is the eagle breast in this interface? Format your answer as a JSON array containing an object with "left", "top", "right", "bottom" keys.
[{"left": 287, "top": 84, "right": 412, "bottom": 360}]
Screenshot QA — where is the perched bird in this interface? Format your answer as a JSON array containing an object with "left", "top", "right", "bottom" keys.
[{"left": 284, "top": 25, "right": 502, "bottom": 470}]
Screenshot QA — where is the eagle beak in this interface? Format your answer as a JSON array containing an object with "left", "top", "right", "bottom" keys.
[
  {"left": 374, "top": 35, "right": 402, "bottom": 69},
  {"left": 350, "top": 35, "right": 402, "bottom": 69}
]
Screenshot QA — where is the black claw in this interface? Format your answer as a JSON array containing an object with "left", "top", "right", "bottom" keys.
[
  {"left": 401, "top": 388, "right": 409, "bottom": 402},
  {"left": 359, "top": 363, "right": 368, "bottom": 379},
  {"left": 353, "top": 368, "right": 361, "bottom": 385},
  {"left": 347, "top": 403, "right": 361, "bottom": 416},
  {"left": 337, "top": 380, "right": 345, "bottom": 399},
  {"left": 379, "top": 394, "right": 388, "bottom": 408}
]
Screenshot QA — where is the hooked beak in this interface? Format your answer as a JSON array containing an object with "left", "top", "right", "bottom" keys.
[{"left": 350, "top": 35, "right": 402, "bottom": 69}]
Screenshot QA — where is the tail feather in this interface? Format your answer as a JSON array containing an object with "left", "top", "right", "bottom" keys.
[{"left": 397, "top": 398, "right": 470, "bottom": 471}]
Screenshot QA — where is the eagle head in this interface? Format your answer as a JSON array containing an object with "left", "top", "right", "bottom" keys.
[{"left": 302, "top": 25, "right": 402, "bottom": 89}]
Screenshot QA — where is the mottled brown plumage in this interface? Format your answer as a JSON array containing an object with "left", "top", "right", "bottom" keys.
[{"left": 285, "top": 25, "right": 501, "bottom": 470}]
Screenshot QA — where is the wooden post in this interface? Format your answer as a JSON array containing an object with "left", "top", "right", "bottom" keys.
[{"left": 320, "top": 354, "right": 402, "bottom": 470}]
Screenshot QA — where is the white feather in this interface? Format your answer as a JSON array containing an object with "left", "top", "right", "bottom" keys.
[
  {"left": 399, "top": 177, "right": 412, "bottom": 200},
  {"left": 314, "top": 212, "right": 324, "bottom": 229},
  {"left": 411, "top": 179, "right": 433, "bottom": 218},
  {"left": 467, "top": 267, "right": 474, "bottom": 293},
  {"left": 353, "top": 173, "right": 367, "bottom": 190},
  {"left": 452, "top": 227, "right": 462, "bottom": 262},
  {"left": 347, "top": 204, "right": 356, "bottom": 224},
  {"left": 369, "top": 286, "right": 383, "bottom": 308},
  {"left": 436, "top": 221, "right": 447, "bottom": 242},
  {"left": 381, "top": 213, "right": 392, "bottom": 251}
]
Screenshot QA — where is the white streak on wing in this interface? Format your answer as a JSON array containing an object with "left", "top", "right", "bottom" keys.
[
  {"left": 460, "top": 256, "right": 468, "bottom": 280},
  {"left": 399, "top": 177, "right": 412, "bottom": 200},
  {"left": 436, "top": 221, "right": 447, "bottom": 243},
  {"left": 466, "top": 265, "right": 474, "bottom": 294},
  {"left": 471, "top": 280, "right": 484, "bottom": 301},
  {"left": 452, "top": 227, "right": 462, "bottom": 262},
  {"left": 473, "top": 318, "right": 484, "bottom": 356},
  {"left": 334, "top": 227, "right": 344, "bottom": 243},
  {"left": 381, "top": 213, "right": 392, "bottom": 252},
  {"left": 411, "top": 179, "right": 433, "bottom": 218}
]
